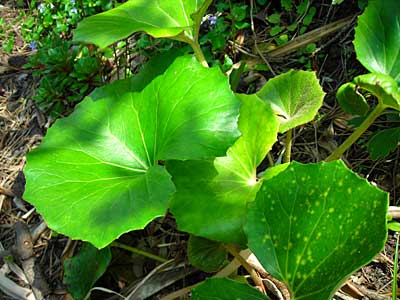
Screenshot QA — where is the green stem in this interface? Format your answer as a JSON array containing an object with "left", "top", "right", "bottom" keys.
[
  {"left": 230, "top": 61, "right": 246, "bottom": 92},
  {"left": 325, "top": 103, "right": 386, "bottom": 162},
  {"left": 283, "top": 129, "right": 292, "bottom": 163},
  {"left": 187, "top": 39, "right": 209, "bottom": 68},
  {"left": 393, "top": 233, "right": 399, "bottom": 300},
  {"left": 267, "top": 152, "right": 274, "bottom": 167},
  {"left": 111, "top": 241, "right": 167, "bottom": 263}
]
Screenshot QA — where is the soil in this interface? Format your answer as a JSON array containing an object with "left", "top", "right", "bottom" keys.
[{"left": 0, "top": 1, "right": 399, "bottom": 300}]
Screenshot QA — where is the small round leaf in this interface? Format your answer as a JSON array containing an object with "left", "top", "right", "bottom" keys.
[{"left": 256, "top": 70, "right": 325, "bottom": 133}]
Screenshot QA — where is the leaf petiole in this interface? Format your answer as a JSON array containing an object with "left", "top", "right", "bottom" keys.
[
  {"left": 224, "top": 244, "right": 266, "bottom": 294},
  {"left": 111, "top": 241, "right": 168, "bottom": 263},
  {"left": 326, "top": 102, "right": 386, "bottom": 162}
]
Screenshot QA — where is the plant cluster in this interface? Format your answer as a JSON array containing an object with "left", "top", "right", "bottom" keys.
[
  {"left": 25, "top": 37, "right": 104, "bottom": 114},
  {"left": 21, "top": 0, "right": 118, "bottom": 115},
  {"left": 22, "top": 0, "right": 399, "bottom": 299}
]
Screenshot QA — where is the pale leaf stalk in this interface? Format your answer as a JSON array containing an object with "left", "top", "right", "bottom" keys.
[
  {"left": 283, "top": 129, "right": 293, "bottom": 163},
  {"left": 224, "top": 244, "right": 266, "bottom": 293},
  {"left": 186, "top": 39, "right": 209, "bottom": 68},
  {"left": 393, "top": 233, "right": 399, "bottom": 300},
  {"left": 111, "top": 241, "right": 167, "bottom": 263},
  {"left": 326, "top": 103, "right": 386, "bottom": 162}
]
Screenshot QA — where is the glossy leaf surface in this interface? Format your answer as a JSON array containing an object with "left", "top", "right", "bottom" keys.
[
  {"left": 188, "top": 236, "right": 228, "bottom": 272},
  {"left": 256, "top": 70, "right": 325, "bottom": 133},
  {"left": 353, "top": 73, "right": 400, "bottom": 110},
  {"left": 24, "top": 56, "right": 240, "bottom": 248},
  {"left": 168, "top": 95, "right": 278, "bottom": 246},
  {"left": 354, "top": 0, "right": 400, "bottom": 83},
  {"left": 367, "top": 127, "right": 400, "bottom": 160},
  {"left": 246, "top": 161, "right": 388, "bottom": 300},
  {"left": 192, "top": 278, "right": 269, "bottom": 300},
  {"left": 74, "top": 0, "right": 212, "bottom": 48},
  {"left": 336, "top": 82, "right": 369, "bottom": 116},
  {"left": 64, "top": 243, "right": 111, "bottom": 300},
  {"left": 90, "top": 48, "right": 185, "bottom": 100}
]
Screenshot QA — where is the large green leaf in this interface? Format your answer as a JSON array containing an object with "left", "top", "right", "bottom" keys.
[
  {"left": 24, "top": 56, "right": 240, "bottom": 248},
  {"left": 74, "top": 0, "right": 212, "bottom": 48},
  {"left": 256, "top": 70, "right": 325, "bottom": 133},
  {"left": 192, "top": 278, "right": 269, "bottom": 300},
  {"left": 168, "top": 95, "right": 278, "bottom": 246},
  {"left": 245, "top": 161, "right": 388, "bottom": 300},
  {"left": 89, "top": 48, "right": 186, "bottom": 100},
  {"left": 353, "top": 73, "right": 400, "bottom": 110},
  {"left": 367, "top": 127, "right": 400, "bottom": 160},
  {"left": 64, "top": 243, "right": 111, "bottom": 300},
  {"left": 354, "top": 0, "right": 400, "bottom": 83},
  {"left": 188, "top": 236, "right": 228, "bottom": 272}
]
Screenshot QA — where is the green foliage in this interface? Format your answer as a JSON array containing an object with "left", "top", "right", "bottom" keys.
[
  {"left": 353, "top": 74, "right": 399, "bottom": 110},
  {"left": 334, "top": 0, "right": 400, "bottom": 162},
  {"left": 24, "top": 56, "right": 241, "bottom": 248},
  {"left": 23, "top": 0, "right": 392, "bottom": 298},
  {"left": 188, "top": 236, "right": 228, "bottom": 272},
  {"left": 64, "top": 243, "right": 111, "bottom": 300},
  {"left": 256, "top": 70, "right": 325, "bottom": 133},
  {"left": 0, "top": 13, "right": 21, "bottom": 53},
  {"left": 367, "top": 127, "right": 400, "bottom": 160},
  {"left": 388, "top": 222, "right": 400, "bottom": 232},
  {"left": 246, "top": 161, "right": 388, "bottom": 300},
  {"left": 73, "top": 0, "right": 213, "bottom": 48},
  {"left": 260, "top": 0, "right": 318, "bottom": 62},
  {"left": 168, "top": 94, "right": 278, "bottom": 246},
  {"left": 27, "top": 38, "right": 103, "bottom": 114},
  {"left": 22, "top": 0, "right": 116, "bottom": 43},
  {"left": 354, "top": 0, "right": 400, "bottom": 83},
  {"left": 20, "top": 0, "right": 118, "bottom": 114},
  {"left": 336, "top": 82, "right": 369, "bottom": 116}
]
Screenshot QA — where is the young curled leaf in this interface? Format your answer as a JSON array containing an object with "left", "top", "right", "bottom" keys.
[{"left": 336, "top": 82, "right": 369, "bottom": 116}]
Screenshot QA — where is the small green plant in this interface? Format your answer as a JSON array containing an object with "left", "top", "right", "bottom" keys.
[
  {"left": 26, "top": 37, "right": 103, "bottom": 115},
  {"left": 21, "top": 0, "right": 118, "bottom": 115},
  {"left": 22, "top": 0, "right": 397, "bottom": 299},
  {"left": 330, "top": 0, "right": 400, "bottom": 161},
  {"left": 0, "top": 13, "right": 23, "bottom": 53},
  {"left": 21, "top": 0, "right": 116, "bottom": 43}
]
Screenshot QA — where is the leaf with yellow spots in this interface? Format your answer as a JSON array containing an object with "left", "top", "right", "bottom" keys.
[{"left": 245, "top": 160, "right": 388, "bottom": 300}]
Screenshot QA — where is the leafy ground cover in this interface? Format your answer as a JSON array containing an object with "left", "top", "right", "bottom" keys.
[{"left": 0, "top": 0, "right": 399, "bottom": 300}]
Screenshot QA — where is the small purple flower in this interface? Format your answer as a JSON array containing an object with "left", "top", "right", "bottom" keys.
[
  {"left": 209, "top": 16, "right": 217, "bottom": 25},
  {"left": 201, "top": 14, "right": 218, "bottom": 26},
  {"left": 70, "top": 7, "right": 78, "bottom": 14},
  {"left": 29, "top": 41, "right": 37, "bottom": 50}
]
